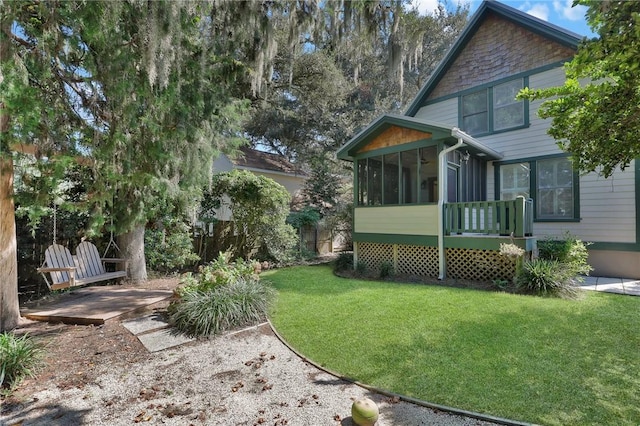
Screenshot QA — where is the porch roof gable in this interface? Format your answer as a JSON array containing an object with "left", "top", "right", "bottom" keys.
[{"left": 336, "top": 114, "right": 502, "bottom": 162}]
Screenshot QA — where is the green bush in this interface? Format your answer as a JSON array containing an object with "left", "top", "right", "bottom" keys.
[
  {"left": 516, "top": 259, "right": 582, "bottom": 299},
  {"left": 202, "top": 170, "right": 297, "bottom": 263},
  {"left": 334, "top": 252, "right": 354, "bottom": 272},
  {"left": 538, "top": 233, "right": 592, "bottom": 276},
  {"left": 379, "top": 261, "right": 394, "bottom": 279},
  {"left": 177, "top": 252, "right": 257, "bottom": 296},
  {"left": 169, "top": 277, "right": 275, "bottom": 336},
  {"left": 145, "top": 219, "right": 200, "bottom": 273},
  {"left": 294, "top": 247, "right": 317, "bottom": 262},
  {"left": 1, "top": 333, "right": 41, "bottom": 392},
  {"left": 355, "top": 261, "right": 367, "bottom": 275},
  {"left": 492, "top": 279, "right": 511, "bottom": 291}
]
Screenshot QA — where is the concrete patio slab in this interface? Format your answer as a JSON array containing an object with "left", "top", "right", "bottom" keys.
[
  {"left": 622, "top": 282, "right": 640, "bottom": 295},
  {"left": 579, "top": 284, "right": 598, "bottom": 291},
  {"left": 595, "top": 277, "right": 625, "bottom": 285}
]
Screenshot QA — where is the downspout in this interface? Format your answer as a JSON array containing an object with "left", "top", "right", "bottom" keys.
[{"left": 437, "top": 127, "right": 468, "bottom": 279}]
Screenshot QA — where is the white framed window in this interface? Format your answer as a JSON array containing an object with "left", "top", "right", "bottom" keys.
[
  {"left": 536, "top": 157, "right": 574, "bottom": 219},
  {"left": 500, "top": 163, "right": 530, "bottom": 200},
  {"left": 498, "top": 156, "right": 578, "bottom": 221}
]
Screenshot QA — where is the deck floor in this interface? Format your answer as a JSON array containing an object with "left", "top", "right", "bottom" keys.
[{"left": 21, "top": 286, "right": 174, "bottom": 325}]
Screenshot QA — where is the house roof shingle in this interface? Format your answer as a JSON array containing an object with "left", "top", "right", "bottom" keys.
[
  {"left": 231, "top": 146, "right": 306, "bottom": 177},
  {"left": 404, "top": 0, "right": 583, "bottom": 116}
]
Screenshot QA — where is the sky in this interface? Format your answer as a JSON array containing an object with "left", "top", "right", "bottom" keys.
[{"left": 412, "top": 0, "right": 596, "bottom": 38}]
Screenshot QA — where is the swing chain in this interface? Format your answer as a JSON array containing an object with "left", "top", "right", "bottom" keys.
[
  {"left": 103, "top": 215, "right": 121, "bottom": 258},
  {"left": 52, "top": 202, "right": 57, "bottom": 245}
]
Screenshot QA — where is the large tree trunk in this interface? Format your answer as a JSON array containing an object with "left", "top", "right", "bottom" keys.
[
  {"left": 118, "top": 223, "right": 147, "bottom": 282},
  {"left": 1, "top": 0, "right": 21, "bottom": 331},
  {"left": 0, "top": 156, "right": 20, "bottom": 331}
]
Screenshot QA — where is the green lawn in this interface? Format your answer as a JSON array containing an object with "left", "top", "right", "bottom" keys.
[{"left": 266, "top": 265, "right": 640, "bottom": 426}]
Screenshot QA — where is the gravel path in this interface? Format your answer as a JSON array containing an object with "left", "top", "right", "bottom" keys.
[{"left": 3, "top": 322, "right": 503, "bottom": 426}]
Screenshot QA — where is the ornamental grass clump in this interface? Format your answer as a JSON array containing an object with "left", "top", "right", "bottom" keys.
[
  {"left": 169, "top": 254, "right": 274, "bottom": 337},
  {"left": 0, "top": 333, "right": 41, "bottom": 393},
  {"left": 169, "top": 277, "right": 275, "bottom": 336},
  {"left": 516, "top": 259, "right": 582, "bottom": 300},
  {"left": 514, "top": 233, "right": 591, "bottom": 299}
]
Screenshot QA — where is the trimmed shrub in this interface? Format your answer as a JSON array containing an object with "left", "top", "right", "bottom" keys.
[
  {"left": 538, "top": 233, "right": 592, "bottom": 277},
  {"left": 334, "top": 252, "right": 354, "bottom": 272},
  {"left": 169, "top": 277, "right": 275, "bottom": 337},
  {"left": 202, "top": 170, "right": 297, "bottom": 263},
  {"left": 379, "top": 261, "right": 394, "bottom": 279},
  {"left": 1, "top": 333, "right": 41, "bottom": 392},
  {"left": 177, "top": 252, "right": 257, "bottom": 296},
  {"left": 516, "top": 259, "right": 582, "bottom": 299}
]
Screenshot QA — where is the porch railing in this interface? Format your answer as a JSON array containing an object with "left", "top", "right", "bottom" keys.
[{"left": 444, "top": 196, "right": 533, "bottom": 237}]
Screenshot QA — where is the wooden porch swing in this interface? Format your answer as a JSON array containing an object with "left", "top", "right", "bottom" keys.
[{"left": 37, "top": 204, "right": 128, "bottom": 290}]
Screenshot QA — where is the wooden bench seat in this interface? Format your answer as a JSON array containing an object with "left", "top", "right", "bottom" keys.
[{"left": 38, "top": 242, "right": 128, "bottom": 290}]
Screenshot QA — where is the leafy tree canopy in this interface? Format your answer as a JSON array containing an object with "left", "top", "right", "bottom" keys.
[
  {"left": 245, "top": 3, "right": 469, "bottom": 166},
  {"left": 518, "top": 0, "right": 640, "bottom": 178}
]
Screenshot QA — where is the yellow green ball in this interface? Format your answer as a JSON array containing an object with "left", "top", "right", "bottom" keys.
[{"left": 351, "top": 397, "right": 379, "bottom": 426}]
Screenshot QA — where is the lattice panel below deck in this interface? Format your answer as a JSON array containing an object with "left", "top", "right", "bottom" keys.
[
  {"left": 357, "top": 242, "right": 393, "bottom": 272},
  {"left": 446, "top": 248, "right": 515, "bottom": 281},
  {"left": 397, "top": 245, "right": 439, "bottom": 277}
]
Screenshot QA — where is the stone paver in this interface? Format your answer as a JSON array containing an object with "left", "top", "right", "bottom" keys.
[
  {"left": 121, "top": 313, "right": 169, "bottom": 335},
  {"left": 122, "top": 313, "right": 195, "bottom": 352},
  {"left": 135, "top": 327, "right": 195, "bottom": 352}
]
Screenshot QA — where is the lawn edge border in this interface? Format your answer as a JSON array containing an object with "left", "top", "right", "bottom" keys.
[{"left": 267, "top": 319, "right": 537, "bottom": 426}]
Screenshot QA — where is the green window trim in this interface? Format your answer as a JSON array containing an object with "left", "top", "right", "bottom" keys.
[
  {"left": 458, "top": 77, "right": 530, "bottom": 137},
  {"left": 494, "top": 154, "right": 580, "bottom": 222}
]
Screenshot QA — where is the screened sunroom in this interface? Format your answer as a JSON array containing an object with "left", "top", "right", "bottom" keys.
[{"left": 337, "top": 114, "right": 536, "bottom": 281}]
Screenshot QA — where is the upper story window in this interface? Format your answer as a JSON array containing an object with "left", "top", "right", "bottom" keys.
[
  {"left": 460, "top": 78, "right": 527, "bottom": 136},
  {"left": 462, "top": 90, "right": 489, "bottom": 135}
]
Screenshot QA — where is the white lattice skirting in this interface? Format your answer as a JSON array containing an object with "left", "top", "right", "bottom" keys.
[{"left": 356, "top": 242, "right": 515, "bottom": 281}]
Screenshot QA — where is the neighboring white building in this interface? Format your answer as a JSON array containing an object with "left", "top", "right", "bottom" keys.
[
  {"left": 211, "top": 146, "right": 307, "bottom": 221},
  {"left": 209, "top": 147, "right": 344, "bottom": 254}
]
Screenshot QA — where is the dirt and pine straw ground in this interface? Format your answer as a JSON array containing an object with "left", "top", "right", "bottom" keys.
[{"left": 2, "top": 277, "right": 499, "bottom": 426}]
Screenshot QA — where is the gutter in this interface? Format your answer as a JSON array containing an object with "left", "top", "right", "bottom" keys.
[{"left": 438, "top": 127, "right": 477, "bottom": 280}]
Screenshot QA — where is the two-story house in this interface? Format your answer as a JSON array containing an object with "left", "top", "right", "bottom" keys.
[{"left": 337, "top": 1, "right": 638, "bottom": 280}]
